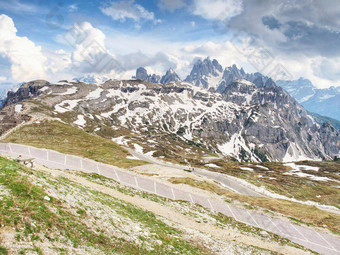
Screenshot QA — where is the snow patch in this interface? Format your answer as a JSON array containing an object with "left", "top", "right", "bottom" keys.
[
  {"left": 15, "top": 104, "right": 22, "bottom": 113},
  {"left": 54, "top": 99, "right": 81, "bottom": 113},
  {"left": 240, "top": 167, "right": 254, "bottom": 172},
  {"left": 57, "top": 87, "right": 78, "bottom": 95},
  {"left": 74, "top": 115, "right": 86, "bottom": 127},
  {"left": 284, "top": 163, "right": 319, "bottom": 172},
  {"left": 145, "top": 150, "right": 155, "bottom": 157},
  {"left": 282, "top": 142, "right": 318, "bottom": 162},
  {"left": 112, "top": 136, "right": 128, "bottom": 146},
  {"left": 133, "top": 143, "right": 144, "bottom": 154},
  {"left": 255, "top": 165, "right": 269, "bottom": 170},
  {"left": 39, "top": 86, "right": 49, "bottom": 92},
  {"left": 126, "top": 156, "right": 139, "bottom": 160},
  {"left": 300, "top": 94, "right": 313, "bottom": 103},
  {"left": 86, "top": 87, "right": 103, "bottom": 100},
  {"left": 205, "top": 163, "right": 221, "bottom": 168}
]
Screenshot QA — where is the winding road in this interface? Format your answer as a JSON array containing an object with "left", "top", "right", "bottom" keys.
[
  {"left": 0, "top": 142, "right": 339, "bottom": 255},
  {"left": 126, "top": 147, "right": 265, "bottom": 197}
]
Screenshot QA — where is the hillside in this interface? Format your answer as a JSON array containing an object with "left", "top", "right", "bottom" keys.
[
  {"left": 0, "top": 155, "right": 315, "bottom": 254},
  {"left": 0, "top": 66, "right": 339, "bottom": 255},
  {"left": 0, "top": 119, "right": 340, "bottom": 254}
]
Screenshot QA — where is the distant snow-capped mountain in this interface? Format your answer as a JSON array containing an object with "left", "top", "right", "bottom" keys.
[
  {"left": 73, "top": 74, "right": 112, "bottom": 84},
  {"left": 276, "top": 78, "right": 316, "bottom": 103},
  {"left": 276, "top": 78, "right": 340, "bottom": 121}
]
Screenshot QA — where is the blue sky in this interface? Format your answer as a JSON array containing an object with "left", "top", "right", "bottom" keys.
[{"left": 1, "top": 0, "right": 340, "bottom": 90}]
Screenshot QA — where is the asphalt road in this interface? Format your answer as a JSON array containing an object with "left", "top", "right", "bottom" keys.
[
  {"left": 126, "top": 147, "right": 264, "bottom": 197},
  {"left": 0, "top": 142, "right": 339, "bottom": 255}
]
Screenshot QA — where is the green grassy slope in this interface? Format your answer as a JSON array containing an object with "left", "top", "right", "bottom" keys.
[{"left": 2, "top": 120, "right": 147, "bottom": 169}]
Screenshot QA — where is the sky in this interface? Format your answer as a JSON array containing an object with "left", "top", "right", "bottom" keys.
[{"left": 0, "top": 0, "right": 340, "bottom": 90}]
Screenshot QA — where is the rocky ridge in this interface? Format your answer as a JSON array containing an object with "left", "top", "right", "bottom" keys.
[{"left": 1, "top": 77, "right": 339, "bottom": 162}]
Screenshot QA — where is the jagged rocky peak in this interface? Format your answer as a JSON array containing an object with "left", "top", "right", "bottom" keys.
[
  {"left": 264, "top": 78, "right": 276, "bottom": 88},
  {"left": 135, "top": 67, "right": 149, "bottom": 81},
  {"left": 135, "top": 67, "right": 161, "bottom": 84},
  {"left": 185, "top": 57, "right": 223, "bottom": 89},
  {"left": 3, "top": 80, "right": 50, "bottom": 108},
  {"left": 160, "top": 68, "right": 181, "bottom": 84},
  {"left": 222, "top": 64, "right": 245, "bottom": 84}
]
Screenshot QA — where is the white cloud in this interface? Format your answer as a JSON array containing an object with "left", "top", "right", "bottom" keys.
[
  {"left": 192, "top": 0, "right": 243, "bottom": 21},
  {"left": 312, "top": 57, "right": 340, "bottom": 82},
  {"left": 0, "top": 14, "right": 47, "bottom": 83},
  {"left": 158, "top": 0, "right": 186, "bottom": 11},
  {"left": 101, "top": 0, "right": 161, "bottom": 24},
  {"left": 58, "top": 21, "right": 127, "bottom": 80},
  {"left": 68, "top": 4, "right": 78, "bottom": 12}
]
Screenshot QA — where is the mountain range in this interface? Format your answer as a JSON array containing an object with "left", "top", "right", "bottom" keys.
[
  {"left": 1, "top": 66, "right": 339, "bottom": 162},
  {"left": 134, "top": 57, "right": 340, "bottom": 124},
  {"left": 276, "top": 78, "right": 340, "bottom": 121}
]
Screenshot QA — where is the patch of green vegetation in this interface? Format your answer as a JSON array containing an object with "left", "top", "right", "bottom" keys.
[
  {"left": 88, "top": 190, "right": 207, "bottom": 254},
  {"left": 0, "top": 156, "right": 210, "bottom": 254},
  {"left": 0, "top": 157, "right": 137, "bottom": 253},
  {"left": 2, "top": 120, "right": 147, "bottom": 168},
  {"left": 0, "top": 246, "right": 8, "bottom": 255}
]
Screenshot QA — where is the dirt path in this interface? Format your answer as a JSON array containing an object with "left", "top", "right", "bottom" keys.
[{"left": 35, "top": 164, "right": 310, "bottom": 255}]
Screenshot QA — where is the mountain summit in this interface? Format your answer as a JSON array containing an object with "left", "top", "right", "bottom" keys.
[
  {"left": 160, "top": 68, "right": 181, "bottom": 84},
  {"left": 185, "top": 57, "right": 223, "bottom": 89},
  {"left": 134, "top": 67, "right": 161, "bottom": 83}
]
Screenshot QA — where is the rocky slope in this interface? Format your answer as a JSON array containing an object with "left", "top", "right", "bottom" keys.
[{"left": 1, "top": 77, "right": 339, "bottom": 162}]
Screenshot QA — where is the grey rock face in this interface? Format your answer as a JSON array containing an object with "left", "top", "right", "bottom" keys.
[
  {"left": 136, "top": 67, "right": 149, "bottom": 81},
  {"left": 135, "top": 67, "right": 161, "bottom": 83},
  {"left": 3, "top": 80, "right": 50, "bottom": 107},
  {"left": 160, "top": 68, "right": 181, "bottom": 84},
  {"left": 185, "top": 57, "right": 223, "bottom": 88}
]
